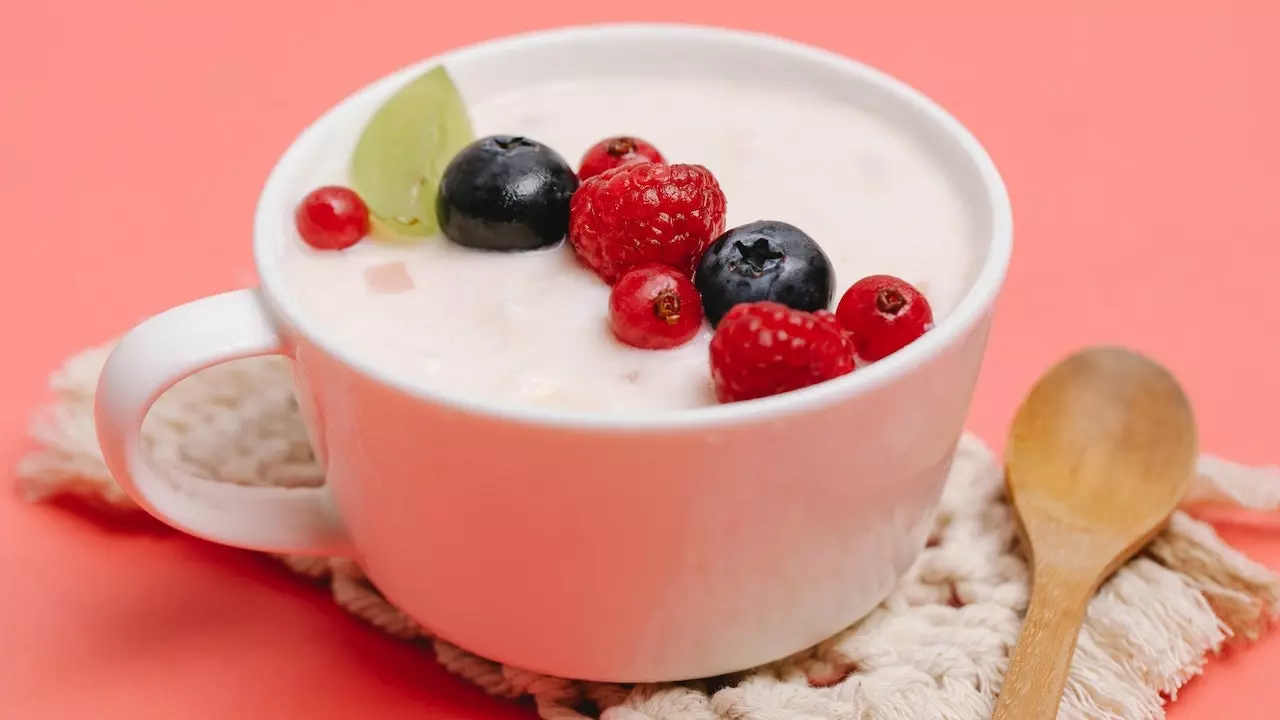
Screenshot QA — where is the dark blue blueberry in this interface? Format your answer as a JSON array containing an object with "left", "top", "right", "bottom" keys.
[
  {"left": 436, "top": 135, "right": 579, "bottom": 251},
  {"left": 694, "top": 220, "right": 835, "bottom": 327}
]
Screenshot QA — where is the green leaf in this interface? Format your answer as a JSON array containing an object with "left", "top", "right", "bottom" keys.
[{"left": 351, "top": 65, "right": 475, "bottom": 238}]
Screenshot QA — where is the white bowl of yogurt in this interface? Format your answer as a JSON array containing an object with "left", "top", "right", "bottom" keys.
[{"left": 94, "top": 23, "right": 1013, "bottom": 683}]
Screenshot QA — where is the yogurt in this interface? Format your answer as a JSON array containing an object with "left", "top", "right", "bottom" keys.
[{"left": 279, "top": 77, "right": 978, "bottom": 413}]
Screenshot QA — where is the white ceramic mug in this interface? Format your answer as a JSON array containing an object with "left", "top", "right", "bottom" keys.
[{"left": 95, "top": 23, "right": 1012, "bottom": 683}]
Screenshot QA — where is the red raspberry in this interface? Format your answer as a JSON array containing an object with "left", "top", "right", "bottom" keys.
[
  {"left": 709, "top": 301, "right": 855, "bottom": 403},
  {"left": 578, "top": 136, "right": 666, "bottom": 181},
  {"left": 295, "top": 185, "right": 370, "bottom": 250},
  {"left": 608, "top": 264, "right": 704, "bottom": 349},
  {"left": 835, "top": 275, "right": 934, "bottom": 363},
  {"left": 568, "top": 162, "right": 727, "bottom": 284}
]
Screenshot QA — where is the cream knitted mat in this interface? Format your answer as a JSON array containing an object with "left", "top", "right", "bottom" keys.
[{"left": 17, "top": 344, "right": 1280, "bottom": 720}]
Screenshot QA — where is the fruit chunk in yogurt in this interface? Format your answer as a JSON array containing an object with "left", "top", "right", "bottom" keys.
[{"left": 280, "top": 68, "right": 978, "bottom": 413}]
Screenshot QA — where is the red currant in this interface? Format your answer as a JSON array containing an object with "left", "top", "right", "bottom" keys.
[
  {"left": 835, "top": 274, "right": 934, "bottom": 363},
  {"left": 295, "top": 186, "right": 370, "bottom": 250},
  {"left": 608, "top": 264, "right": 704, "bottom": 350},
  {"left": 578, "top": 136, "right": 665, "bottom": 181}
]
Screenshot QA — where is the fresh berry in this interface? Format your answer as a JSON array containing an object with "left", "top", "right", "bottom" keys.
[
  {"left": 835, "top": 275, "right": 934, "bottom": 363},
  {"left": 568, "top": 162, "right": 727, "bottom": 284},
  {"left": 295, "top": 186, "right": 371, "bottom": 250},
  {"left": 436, "top": 135, "right": 580, "bottom": 251},
  {"left": 694, "top": 220, "right": 835, "bottom": 328},
  {"left": 709, "top": 301, "right": 855, "bottom": 403},
  {"left": 578, "top": 136, "right": 665, "bottom": 181},
  {"left": 608, "top": 264, "right": 705, "bottom": 349}
]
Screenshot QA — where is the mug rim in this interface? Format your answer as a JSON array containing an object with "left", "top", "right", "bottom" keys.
[{"left": 252, "top": 22, "right": 1014, "bottom": 431}]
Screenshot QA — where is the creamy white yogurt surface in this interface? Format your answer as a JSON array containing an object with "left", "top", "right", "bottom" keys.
[{"left": 280, "top": 77, "right": 978, "bottom": 413}]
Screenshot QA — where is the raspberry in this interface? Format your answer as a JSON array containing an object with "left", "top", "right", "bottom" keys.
[
  {"left": 608, "top": 264, "right": 704, "bottom": 349},
  {"left": 835, "top": 275, "right": 934, "bottom": 363},
  {"left": 295, "top": 186, "right": 370, "bottom": 250},
  {"left": 709, "top": 301, "right": 855, "bottom": 403},
  {"left": 568, "top": 162, "right": 727, "bottom": 284},
  {"left": 578, "top": 136, "right": 665, "bottom": 181}
]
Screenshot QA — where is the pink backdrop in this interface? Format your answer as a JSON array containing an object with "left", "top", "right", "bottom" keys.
[{"left": 3, "top": 1, "right": 1278, "bottom": 717}]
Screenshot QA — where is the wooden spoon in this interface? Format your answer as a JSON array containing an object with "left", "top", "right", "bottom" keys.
[{"left": 992, "top": 346, "right": 1198, "bottom": 719}]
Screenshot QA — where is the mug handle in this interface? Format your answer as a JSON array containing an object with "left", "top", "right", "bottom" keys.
[{"left": 94, "top": 288, "right": 354, "bottom": 557}]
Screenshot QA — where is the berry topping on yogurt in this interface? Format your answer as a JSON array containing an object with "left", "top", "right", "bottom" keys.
[
  {"left": 578, "top": 135, "right": 665, "bottom": 181},
  {"left": 295, "top": 186, "right": 370, "bottom": 251},
  {"left": 608, "top": 263, "right": 705, "bottom": 350},
  {"left": 695, "top": 220, "right": 835, "bottom": 327},
  {"left": 436, "top": 135, "right": 579, "bottom": 251},
  {"left": 709, "top": 301, "right": 855, "bottom": 403},
  {"left": 568, "top": 162, "right": 727, "bottom": 284},
  {"left": 836, "top": 274, "right": 935, "bottom": 363}
]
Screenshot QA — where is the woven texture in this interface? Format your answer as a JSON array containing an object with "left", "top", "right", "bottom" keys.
[{"left": 17, "top": 345, "right": 1280, "bottom": 720}]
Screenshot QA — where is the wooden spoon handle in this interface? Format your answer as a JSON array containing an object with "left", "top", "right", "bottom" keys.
[{"left": 993, "top": 565, "right": 1097, "bottom": 720}]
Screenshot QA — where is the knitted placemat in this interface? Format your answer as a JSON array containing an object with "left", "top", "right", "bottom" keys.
[{"left": 17, "top": 344, "right": 1280, "bottom": 720}]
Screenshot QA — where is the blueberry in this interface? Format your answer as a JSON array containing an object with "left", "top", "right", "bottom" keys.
[
  {"left": 694, "top": 220, "right": 835, "bottom": 327},
  {"left": 436, "top": 135, "right": 580, "bottom": 251}
]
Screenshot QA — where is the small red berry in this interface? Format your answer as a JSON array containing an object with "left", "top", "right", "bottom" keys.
[
  {"left": 295, "top": 186, "right": 371, "bottom": 250},
  {"left": 569, "top": 162, "right": 727, "bottom": 284},
  {"left": 578, "top": 136, "right": 665, "bottom": 181},
  {"left": 835, "top": 275, "right": 934, "bottom": 363},
  {"left": 608, "top": 264, "right": 705, "bottom": 349},
  {"left": 709, "top": 301, "right": 855, "bottom": 403}
]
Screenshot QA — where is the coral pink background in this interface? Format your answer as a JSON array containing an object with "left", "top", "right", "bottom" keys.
[{"left": 3, "top": 1, "right": 1278, "bottom": 717}]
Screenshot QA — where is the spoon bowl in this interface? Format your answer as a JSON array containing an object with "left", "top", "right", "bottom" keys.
[{"left": 993, "top": 346, "right": 1198, "bottom": 719}]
